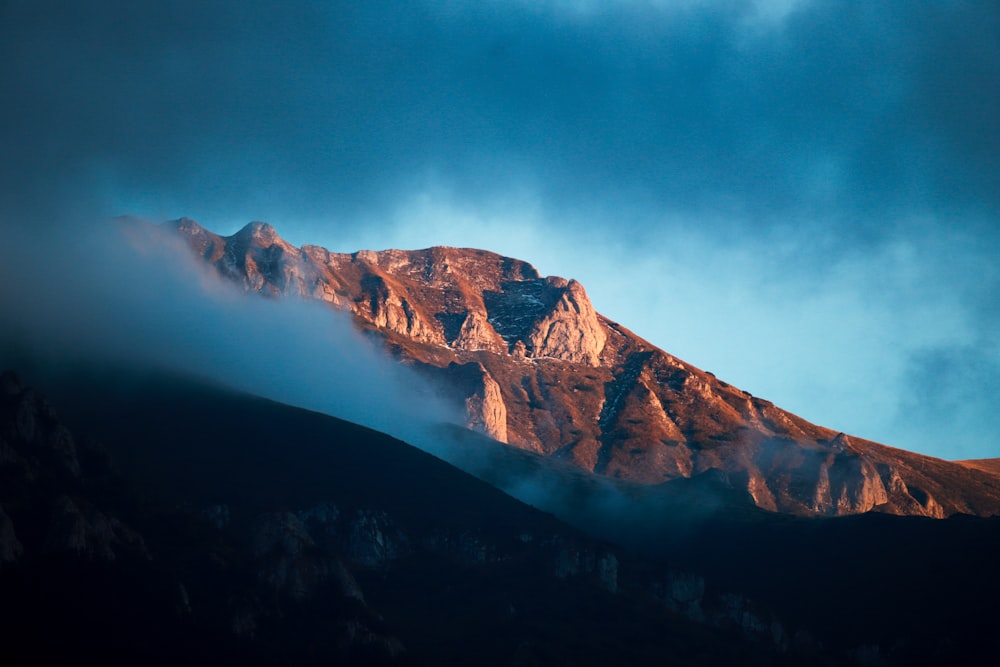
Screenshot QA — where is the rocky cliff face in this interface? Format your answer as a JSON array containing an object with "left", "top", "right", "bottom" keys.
[{"left": 162, "top": 219, "right": 1000, "bottom": 519}]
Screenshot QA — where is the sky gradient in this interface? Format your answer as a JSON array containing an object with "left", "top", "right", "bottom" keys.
[{"left": 2, "top": 0, "right": 998, "bottom": 459}]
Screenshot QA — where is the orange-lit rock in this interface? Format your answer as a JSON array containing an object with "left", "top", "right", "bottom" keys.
[{"left": 164, "top": 219, "right": 1000, "bottom": 518}]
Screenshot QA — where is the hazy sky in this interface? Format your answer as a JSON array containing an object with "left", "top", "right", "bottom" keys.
[{"left": 2, "top": 0, "right": 998, "bottom": 459}]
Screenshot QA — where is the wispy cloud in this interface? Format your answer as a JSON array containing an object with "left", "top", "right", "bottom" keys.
[
  {"left": 1, "top": 0, "right": 997, "bottom": 457},
  {"left": 0, "top": 220, "right": 459, "bottom": 448}
]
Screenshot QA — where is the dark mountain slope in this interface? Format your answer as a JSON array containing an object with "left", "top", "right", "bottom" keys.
[
  {"left": 8, "top": 365, "right": 998, "bottom": 665},
  {"left": 4, "top": 366, "right": 809, "bottom": 666}
]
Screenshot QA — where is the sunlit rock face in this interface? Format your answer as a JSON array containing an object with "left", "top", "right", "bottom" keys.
[
  {"left": 523, "top": 278, "right": 606, "bottom": 366},
  {"left": 460, "top": 363, "right": 509, "bottom": 444},
  {"left": 165, "top": 220, "right": 1000, "bottom": 518}
]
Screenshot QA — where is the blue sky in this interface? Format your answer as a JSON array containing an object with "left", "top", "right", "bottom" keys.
[{"left": 2, "top": 0, "right": 998, "bottom": 459}]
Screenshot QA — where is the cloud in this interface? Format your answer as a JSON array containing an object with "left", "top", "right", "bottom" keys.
[
  {"left": 5, "top": 0, "right": 997, "bottom": 228},
  {"left": 1, "top": 0, "right": 998, "bottom": 458},
  {"left": 897, "top": 344, "right": 1000, "bottom": 461},
  {"left": 0, "top": 219, "right": 459, "bottom": 448}
]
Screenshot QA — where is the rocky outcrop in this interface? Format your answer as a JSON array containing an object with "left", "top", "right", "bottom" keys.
[
  {"left": 222, "top": 221, "right": 306, "bottom": 294},
  {"left": 347, "top": 509, "right": 408, "bottom": 567},
  {"left": 437, "top": 361, "right": 509, "bottom": 443},
  {"left": 166, "top": 217, "right": 227, "bottom": 261},
  {"left": 811, "top": 451, "right": 889, "bottom": 515},
  {"left": 525, "top": 279, "right": 606, "bottom": 366},
  {"left": 452, "top": 309, "right": 507, "bottom": 354},
  {"left": 357, "top": 274, "right": 440, "bottom": 344},
  {"left": 551, "top": 537, "right": 619, "bottom": 594},
  {"left": 464, "top": 366, "right": 508, "bottom": 444},
  {"left": 251, "top": 510, "right": 364, "bottom": 602},
  {"left": 44, "top": 495, "right": 147, "bottom": 561}
]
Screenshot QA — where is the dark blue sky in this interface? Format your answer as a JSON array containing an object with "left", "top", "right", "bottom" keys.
[{"left": 2, "top": 0, "right": 998, "bottom": 458}]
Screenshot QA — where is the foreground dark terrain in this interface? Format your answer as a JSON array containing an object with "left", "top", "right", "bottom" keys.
[
  {"left": 2, "top": 365, "right": 999, "bottom": 665},
  {"left": 0, "top": 367, "right": 786, "bottom": 666}
]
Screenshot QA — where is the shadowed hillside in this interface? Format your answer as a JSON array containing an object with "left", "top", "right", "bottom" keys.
[{"left": 0, "top": 365, "right": 996, "bottom": 665}]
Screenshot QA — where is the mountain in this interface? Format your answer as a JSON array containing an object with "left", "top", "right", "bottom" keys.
[
  {"left": 161, "top": 218, "right": 1000, "bottom": 518},
  {"left": 4, "top": 217, "right": 998, "bottom": 665},
  {"left": 6, "top": 366, "right": 1000, "bottom": 667},
  {"left": 2, "top": 367, "right": 828, "bottom": 666}
]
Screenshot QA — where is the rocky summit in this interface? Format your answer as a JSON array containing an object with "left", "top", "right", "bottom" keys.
[{"left": 163, "top": 218, "right": 1000, "bottom": 518}]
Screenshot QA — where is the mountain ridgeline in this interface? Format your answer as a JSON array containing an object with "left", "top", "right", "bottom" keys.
[{"left": 163, "top": 218, "right": 1000, "bottom": 519}]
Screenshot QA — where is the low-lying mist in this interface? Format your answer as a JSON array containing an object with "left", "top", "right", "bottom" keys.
[
  {"left": 0, "top": 217, "right": 728, "bottom": 550},
  {"left": 0, "top": 218, "right": 461, "bottom": 450}
]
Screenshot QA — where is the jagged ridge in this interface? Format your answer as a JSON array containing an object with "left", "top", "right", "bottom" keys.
[{"left": 160, "top": 218, "right": 1000, "bottom": 518}]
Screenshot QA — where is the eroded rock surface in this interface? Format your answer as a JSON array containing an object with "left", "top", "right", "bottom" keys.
[{"left": 163, "top": 221, "right": 1000, "bottom": 518}]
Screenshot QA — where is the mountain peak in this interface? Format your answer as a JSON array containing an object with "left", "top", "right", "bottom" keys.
[
  {"left": 233, "top": 221, "right": 280, "bottom": 245},
  {"left": 164, "top": 217, "right": 206, "bottom": 235}
]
